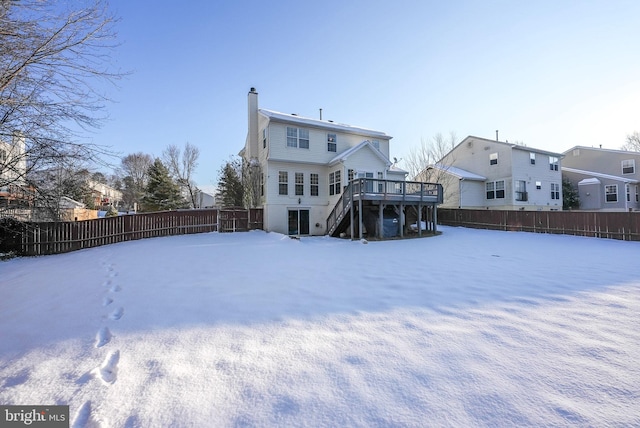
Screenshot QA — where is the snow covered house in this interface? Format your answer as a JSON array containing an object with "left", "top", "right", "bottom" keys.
[
  {"left": 240, "top": 88, "right": 440, "bottom": 237},
  {"left": 562, "top": 146, "right": 640, "bottom": 211},
  {"left": 419, "top": 135, "right": 564, "bottom": 211}
]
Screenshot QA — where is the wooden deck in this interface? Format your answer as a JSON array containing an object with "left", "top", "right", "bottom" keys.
[{"left": 327, "top": 179, "right": 443, "bottom": 239}]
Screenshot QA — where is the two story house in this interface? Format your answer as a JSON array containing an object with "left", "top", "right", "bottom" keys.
[
  {"left": 0, "top": 132, "right": 30, "bottom": 208},
  {"left": 240, "top": 88, "right": 407, "bottom": 236},
  {"left": 420, "top": 135, "right": 564, "bottom": 211},
  {"left": 562, "top": 146, "right": 640, "bottom": 211}
]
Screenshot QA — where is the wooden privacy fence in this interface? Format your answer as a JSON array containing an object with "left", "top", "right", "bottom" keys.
[
  {"left": 438, "top": 208, "right": 640, "bottom": 241},
  {"left": 1, "top": 208, "right": 263, "bottom": 256}
]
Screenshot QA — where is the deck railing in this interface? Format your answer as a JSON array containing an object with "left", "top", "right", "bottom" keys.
[{"left": 326, "top": 179, "right": 443, "bottom": 236}]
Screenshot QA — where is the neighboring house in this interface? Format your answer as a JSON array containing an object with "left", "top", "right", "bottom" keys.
[
  {"left": 562, "top": 146, "right": 640, "bottom": 211},
  {"left": 420, "top": 135, "right": 564, "bottom": 211},
  {"left": 88, "top": 180, "right": 123, "bottom": 208},
  {"left": 194, "top": 189, "right": 216, "bottom": 208},
  {"left": 0, "top": 132, "right": 30, "bottom": 207},
  {"left": 240, "top": 88, "right": 407, "bottom": 236}
]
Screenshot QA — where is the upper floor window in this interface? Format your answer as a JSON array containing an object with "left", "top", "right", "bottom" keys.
[
  {"left": 286, "top": 127, "right": 309, "bottom": 149},
  {"left": 549, "top": 156, "right": 559, "bottom": 171},
  {"left": 622, "top": 159, "right": 635, "bottom": 174},
  {"left": 536, "top": 181, "right": 542, "bottom": 190},
  {"left": 490, "top": 153, "right": 498, "bottom": 165},
  {"left": 262, "top": 129, "right": 267, "bottom": 149},
  {"left": 530, "top": 152, "right": 536, "bottom": 165},
  {"left": 327, "top": 134, "right": 337, "bottom": 152},
  {"left": 605, "top": 185, "right": 617, "bottom": 202},
  {"left": 0, "top": 149, "right": 6, "bottom": 162}
]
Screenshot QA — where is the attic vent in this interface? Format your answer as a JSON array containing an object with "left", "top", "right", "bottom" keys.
[
  {"left": 484, "top": 146, "right": 490, "bottom": 151},
  {"left": 467, "top": 141, "right": 473, "bottom": 148},
  {"left": 328, "top": 120, "right": 334, "bottom": 122},
  {"left": 291, "top": 113, "right": 297, "bottom": 116}
]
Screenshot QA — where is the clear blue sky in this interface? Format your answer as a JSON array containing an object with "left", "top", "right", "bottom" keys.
[{"left": 92, "top": 0, "right": 640, "bottom": 187}]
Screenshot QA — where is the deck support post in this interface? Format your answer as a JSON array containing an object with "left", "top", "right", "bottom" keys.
[
  {"left": 378, "top": 203, "right": 384, "bottom": 239},
  {"left": 358, "top": 195, "right": 363, "bottom": 240},
  {"left": 418, "top": 203, "right": 422, "bottom": 237},
  {"left": 399, "top": 203, "right": 404, "bottom": 238},
  {"left": 433, "top": 204, "right": 438, "bottom": 234},
  {"left": 349, "top": 183, "right": 354, "bottom": 240}
]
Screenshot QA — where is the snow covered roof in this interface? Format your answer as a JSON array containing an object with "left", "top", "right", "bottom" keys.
[
  {"left": 563, "top": 145, "right": 640, "bottom": 156},
  {"left": 562, "top": 167, "right": 639, "bottom": 184},
  {"left": 429, "top": 164, "right": 486, "bottom": 181},
  {"left": 328, "top": 140, "right": 391, "bottom": 167},
  {"left": 578, "top": 178, "right": 601, "bottom": 185},
  {"left": 456, "top": 135, "right": 564, "bottom": 158},
  {"left": 259, "top": 109, "right": 390, "bottom": 139}
]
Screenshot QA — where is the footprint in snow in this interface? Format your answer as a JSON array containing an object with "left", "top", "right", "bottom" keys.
[
  {"left": 102, "top": 296, "right": 113, "bottom": 307},
  {"left": 94, "top": 350, "right": 119, "bottom": 384},
  {"left": 95, "top": 327, "right": 112, "bottom": 348},
  {"left": 109, "top": 307, "right": 124, "bottom": 321},
  {"left": 109, "top": 284, "right": 121, "bottom": 293}
]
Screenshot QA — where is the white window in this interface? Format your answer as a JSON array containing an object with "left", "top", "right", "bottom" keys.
[
  {"left": 530, "top": 152, "right": 536, "bottom": 165},
  {"left": 329, "top": 171, "right": 341, "bottom": 195},
  {"left": 260, "top": 173, "right": 264, "bottom": 196},
  {"left": 278, "top": 171, "right": 288, "bottom": 195},
  {"left": 490, "top": 153, "right": 498, "bottom": 165},
  {"left": 515, "top": 180, "right": 527, "bottom": 201},
  {"left": 286, "top": 127, "right": 309, "bottom": 149},
  {"left": 622, "top": 159, "right": 635, "bottom": 174},
  {"left": 549, "top": 156, "right": 559, "bottom": 171},
  {"left": 486, "top": 180, "right": 505, "bottom": 199},
  {"left": 348, "top": 169, "right": 354, "bottom": 182},
  {"left": 605, "top": 185, "right": 617, "bottom": 202},
  {"left": 334, "top": 170, "right": 341, "bottom": 194},
  {"left": 327, "top": 134, "right": 337, "bottom": 152},
  {"left": 310, "top": 173, "right": 319, "bottom": 196},
  {"left": 377, "top": 172, "right": 384, "bottom": 192},
  {"left": 551, "top": 183, "right": 560, "bottom": 200},
  {"left": 536, "top": 181, "right": 542, "bottom": 190},
  {"left": 295, "top": 172, "right": 304, "bottom": 196},
  {"left": 627, "top": 185, "right": 630, "bottom": 202},
  {"left": 262, "top": 128, "right": 267, "bottom": 149}
]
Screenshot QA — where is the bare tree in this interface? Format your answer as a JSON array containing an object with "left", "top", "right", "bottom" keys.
[
  {"left": 162, "top": 142, "right": 200, "bottom": 208},
  {"left": 0, "top": 0, "right": 123, "bottom": 217},
  {"left": 405, "top": 132, "right": 458, "bottom": 181},
  {"left": 242, "top": 158, "right": 262, "bottom": 208},
  {"left": 120, "top": 152, "right": 153, "bottom": 210},
  {"left": 621, "top": 132, "right": 640, "bottom": 152}
]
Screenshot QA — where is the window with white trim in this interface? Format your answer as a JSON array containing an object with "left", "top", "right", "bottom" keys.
[
  {"left": 260, "top": 173, "right": 264, "bottom": 196},
  {"left": 278, "top": 171, "right": 288, "bottom": 195},
  {"left": 627, "top": 185, "right": 631, "bottom": 202},
  {"left": 295, "top": 172, "right": 304, "bottom": 196},
  {"left": 490, "top": 153, "right": 498, "bottom": 165},
  {"left": 329, "top": 172, "right": 335, "bottom": 196},
  {"left": 515, "top": 180, "right": 527, "bottom": 201},
  {"left": 486, "top": 180, "right": 505, "bottom": 199},
  {"left": 549, "top": 156, "right": 559, "bottom": 171},
  {"left": 551, "top": 183, "right": 560, "bottom": 200},
  {"left": 622, "top": 159, "right": 635, "bottom": 174},
  {"left": 262, "top": 128, "right": 267, "bottom": 149},
  {"left": 310, "top": 173, "right": 319, "bottom": 196},
  {"left": 605, "top": 185, "right": 617, "bottom": 202},
  {"left": 530, "top": 152, "right": 536, "bottom": 165},
  {"left": 536, "top": 181, "right": 542, "bottom": 190},
  {"left": 286, "top": 127, "right": 309, "bottom": 149},
  {"left": 0, "top": 149, "right": 6, "bottom": 163},
  {"left": 348, "top": 169, "right": 354, "bottom": 182},
  {"left": 327, "top": 133, "right": 337, "bottom": 152},
  {"left": 335, "top": 170, "right": 341, "bottom": 194}
]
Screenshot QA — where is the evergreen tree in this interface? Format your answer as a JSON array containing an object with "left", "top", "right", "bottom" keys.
[
  {"left": 563, "top": 178, "right": 579, "bottom": 210},
  {"left": 217, "top": 158, "right": 244, "bottom": 207},
  {"left": 141, "top": 159, "right": 186, "bottom": 212}
]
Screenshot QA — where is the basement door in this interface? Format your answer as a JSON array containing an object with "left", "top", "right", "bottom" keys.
[{"left": 288, "top": 209, "right": 309, "bottom": 235}]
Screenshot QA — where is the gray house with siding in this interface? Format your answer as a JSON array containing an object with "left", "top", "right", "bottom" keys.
[
  {"left": 419, "top": 136, "right": 564, "bottom": 211},
  {"left": 562, "top": 146, "right": 640, "bottom": 211}
]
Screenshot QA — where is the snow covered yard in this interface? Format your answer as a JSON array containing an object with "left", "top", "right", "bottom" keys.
[{"left": 1, "top": 226, "right": 639, "bottom": 427}]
